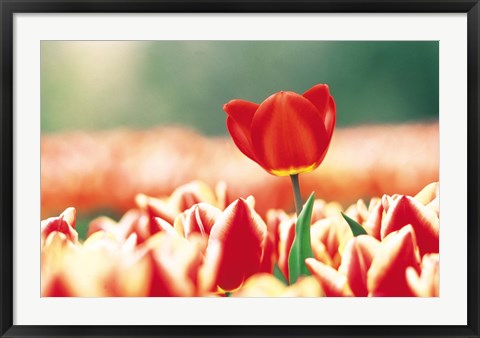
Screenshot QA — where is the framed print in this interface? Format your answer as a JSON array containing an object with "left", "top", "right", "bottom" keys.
[{"left": 1, "top": 0, "right": 479, "bottom": 337}]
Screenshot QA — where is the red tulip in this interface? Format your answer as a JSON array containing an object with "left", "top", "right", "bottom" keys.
[
  {"left": 134, "top": 180, "right": 227, "bottom": 225},
  {"left": 141, "top": 232, "right": 205, "bottom": 296},
  {"left": 205, "top": 198, "right": 267, "bottom": 291},
  {"left": 305, "top": 258, "right": 353, "bottom": 297},
  {"left": 338, "top": 235, "right": 380, "bottom": 297},
  {"left": 406, "top": 253, "right": 439, "bottom": 297},
  {"left": 310, "top": 216, "right": 352, "bottom": 269},
  {"left": 88, "top": 209, "right": 165, "bottom": 245},
  {"left": 173, "top": 203, "right": 222, "bottom": 240},
  {"left": 41, "top": 207, "right": 78, "bottom": 244},
  {"left": 42, "top": 229, "right": 152, "bottom": 297},
  {"left": 414, "top": 182, "right": 439, "bottom": 206},
  {"left": 414, "top": 182, "right": 439, "bottom": 216},
  {"left": 224, "top": 84, "right": 336, "bottom": 176},
  {"left": 381, "top": 195, "right": 439, "bottom": 256},
  {"left": 367, "top": 225, "right": 421, "bottom": 296}
]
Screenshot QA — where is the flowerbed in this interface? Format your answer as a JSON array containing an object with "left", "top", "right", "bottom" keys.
[{"left": 41, "top": 180, "right": 439, "bottom": 297}]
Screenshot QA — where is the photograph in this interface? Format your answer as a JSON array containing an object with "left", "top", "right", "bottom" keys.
[{"left": 40, "top": 40, "right": 440, "bottom": 298}]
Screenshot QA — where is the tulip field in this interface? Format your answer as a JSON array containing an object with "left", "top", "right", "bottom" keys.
[
  {"left": 41, "top": 179, "right": 439, "bottom": 297},
  {"left": 41, "top": 41, "right": 439, "bottom": 297},
  {"left": 41, "top": 85, "right": 439, "bottom": 297}
]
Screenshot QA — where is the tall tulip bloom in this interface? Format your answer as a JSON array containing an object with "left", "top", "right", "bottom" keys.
[
  {"left": 224, "top": 84, "right": 336, "bottom": 215},
  {"left": 224, "top": 84, "right": 335, "bottom": 177}
]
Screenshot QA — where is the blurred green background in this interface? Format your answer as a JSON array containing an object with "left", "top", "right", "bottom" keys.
[{"left": 41, "top": 41, "right": 439, "bottom": 134}]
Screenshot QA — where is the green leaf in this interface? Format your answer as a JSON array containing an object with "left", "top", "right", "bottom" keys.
[
  {"left": 288, "top": 193, "right": 315, "bottom": 285},
  {"left": 341, "top": 212, "right": 368, "bottom": 236},
  {"left": 273, "top": 263, "right": 288, "bottom": 285}
]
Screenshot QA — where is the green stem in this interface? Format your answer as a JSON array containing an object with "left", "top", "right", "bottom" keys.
[{"left": 290, "top": 174, "right": 303, "bottom": 216}]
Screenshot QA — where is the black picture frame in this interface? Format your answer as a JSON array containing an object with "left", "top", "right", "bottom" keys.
[{"left": 1, "top": 1, "right": 479, "bottom": 337}]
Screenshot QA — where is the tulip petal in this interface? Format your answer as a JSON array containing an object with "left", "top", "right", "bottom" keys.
[
  {"left": 282, "top": 276, "right": 325, "bottom": 297},
  {"left": 414, "top": 182, "right": 439, "bottom": 205},
  {"left": 323, "top": 97, "right": 336, "bottom": 140},
  {"left": 55, "top": 247, "right": 121, "bottom": 296},
  {"left": 41, "top": 207, "right": 78, "bottom": 244},
  {"left": 61, "top": 207, "right": 77, "bottom": 229},
  {"left": 303, "top": 84, "right": 330, "bottom": 116},
  {"left": 406, "top": 253, "right": 439, "bottom": 297},
  {"left": 259, "top": 234, "right": 275, "bottom": 273},
  {"left": 224, "top": 100, "right": 259, "bottom": 162},
  {"left": 251, "top": 91, "right": 329, "bottom": 176},
  {"left": 226, "top": 116, "right": 258, "bottom": 162},
  {"left": 363, "top": 198, "right": 383, "bottom": 240},
  {"left": 231, "top": 273, "right": 286, "bottom": 297},
  {"left": 223, "top": 99, "right": 259, "bottom": 132},
  {"left": 87, "top": 216, "right": 118, "bottom": 238},
  {"left": 381, "top": 195, "right": 439, "bottom": 256},
  {"left": 42, "top": 275, "right": 72, "bottom": 297},
  {"left": 136, "top": 181, "right": 219, "bottom": 226},
  {"left": 261, "top": 209, "right": 290, "bottom": 274},
  {"left": 277, "top": 219, "right": 296, "bottom": 280},
  {"left": 266, "top": 209, "right": 290, "bottom": 252},
  {"left": 170, "top": 180, "right": 219, "bottom": 211},
  {"left": 174, "top": 203, "right": 221, "bottom": 239},
  {"left": 311, "top": 199, "right": 327, "bottom": 223},
  {"left": 310, "top": 218, "right": 344, "bottom": 267},
  {"left": 126, "top": 212, "right": 157, "bottom": 245},
  {"left": 42, "top": 232, "right": 77, "bottom": 296},
  {"left": 427, "top": 197, "right": 439, "bottom": 216},
  {"left": 153, "top": 217, "right": 177, "bottom": 235},
  {"left": 367, "top": 225, "right": 421, "bottom": 296},
  {"left": 303, "top": 84, "right": 336, "bottom": 139},
  {"left": 338, "top": 235, "right": 380, "bottom": 296},
  {"left": 232, "top": 274, "right": 324, "bottom": 297},
  {"left": 144, "top": 232, "right": 203, "bottom": 296},
  {"left": 136, "top": 193, "right": 177, "bottom": 225},
  {"left": 197, "top": 239, "right": 222, "bottom": 294},
  {"left": 206, "top": 198, "right": 267, "bottom": 291},
  {"left": 214, "top": 181, "right": 229, "bottom": 210},
  {"left": 305, "top": 258, "right": 353, "bottom": 296}
]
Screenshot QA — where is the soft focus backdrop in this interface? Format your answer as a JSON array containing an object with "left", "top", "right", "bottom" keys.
[
  {"left": 41, "top": 41, "right": 439, "bottom": 240},
  {"left": 41, "top": 41, "right": 438, "bottom": 133}
]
